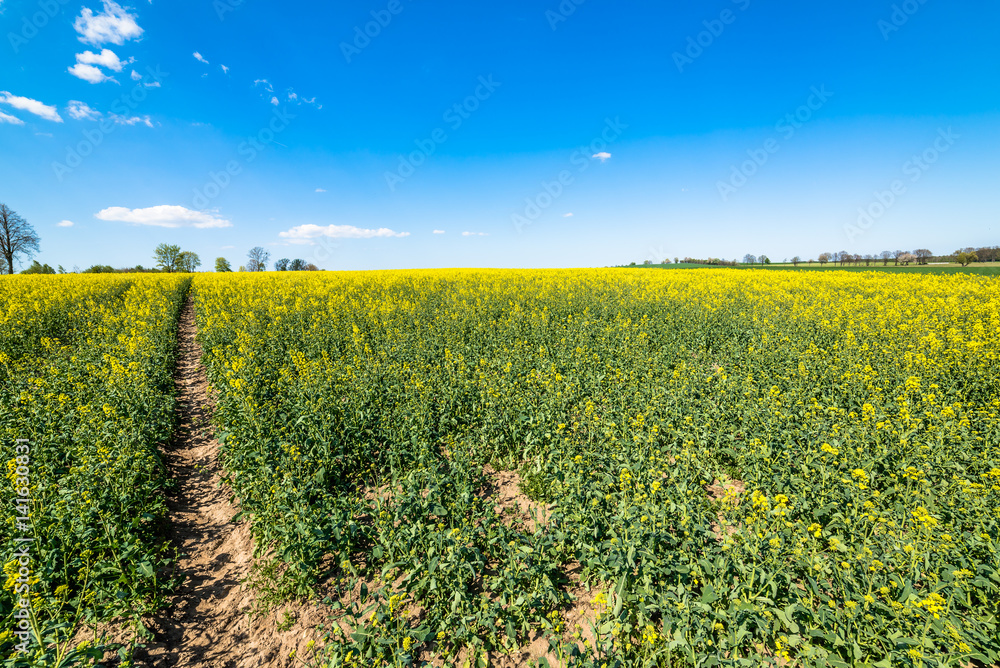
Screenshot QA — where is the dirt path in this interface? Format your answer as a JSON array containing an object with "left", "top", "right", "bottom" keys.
[{"left": 130, "top": 297, "right": 326, "bottom": 668}]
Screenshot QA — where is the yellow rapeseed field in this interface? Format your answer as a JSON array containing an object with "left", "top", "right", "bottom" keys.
[
  {"left": 193, "top": 269, "right": 1000, "bottom": 667},
  {"left": 1, "top": 274, "right": 189, "bottom": 664}
]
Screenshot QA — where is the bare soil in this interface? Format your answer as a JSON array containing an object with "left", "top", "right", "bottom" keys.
[
  {"left": 707, "top": 475, "right": 745, "bottom": 539},
  {"left": 482, "top": 465, "right": 551, "bottom": 533},
  {"left": 123, "top": 298, "right": 328, "bottom": 668}
]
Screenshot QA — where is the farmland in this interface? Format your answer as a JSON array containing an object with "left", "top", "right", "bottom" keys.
[
  {"left": 1, "top": 268, "right": 998, "bottom": 667},
  {"left": 1, "top": 275, "right": 189, "bottom": 664},
  {"left": 193, "top": 269, "right": 999, "bottom": 667}
]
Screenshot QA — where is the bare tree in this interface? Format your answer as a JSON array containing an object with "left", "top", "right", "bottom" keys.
[
  {"left": 818, "top": 252, "right": 831, "bottom": 266},
  {"left": 791, "top": 256, "right": 801, "bottom": 267},
  {"left": 892, "top": 250, "right": 906, "bottom": 266},
  {"left": 247, "top": 246, "right": 270, "bottom": 272},
  {"left": 742, "top": 254, "right": 756, "bottom": 265},
  {"left": 0, "top": 204, "right": 40, "bottom": 274},
  {"left": 913, "top": 248, "right": 932, "bottom": 265},
  {"left": 880, "top": 250, "right": 893, "bottom": 266}
]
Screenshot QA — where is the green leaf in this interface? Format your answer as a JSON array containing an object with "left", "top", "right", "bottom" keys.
[{"left": 137, "top": 561, "right": 154, "bottom": 578}]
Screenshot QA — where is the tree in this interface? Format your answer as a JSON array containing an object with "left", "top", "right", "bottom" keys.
[
  {"left": 154, "top": 243, "right": 183, "bottom": 272},
  {"left": 818, "top": 253, "right": 831, "bottom": 266},
  {"left": 880, "top": 251, "right": 892, "bottom": 266},
  {"left": 177, "top": 251, "right": 202, "bottom": 273},
  {"left": 892, "top": 250, "right": 906, "bottom": 266},
  {"left": 742, "top": 254, "right": 756, "bottom": 265},
  {"left": 215, "top": 257, "right": 232, "bottom": 272},
  {"left": 913, "top": 248, "right": 932, "bottom": 265},
  {"left": 976, "top": 246, "right": 999, "bottom": 262},
  {"left": 791, "top": 256, "right": 801, "bottom": 267},
  {"left": 289, "top": 258, "right": 307, "bottom": 271},
  {"left": 304, "top": 263, "right": 319, "bottom": 271},
  {"left": 956, "top": 251, "right": 978, "bottom": 267},
  {"left": 0, "top": 204, "right": 40, "bottom": 274},
  {"left": 761, "top": 255, "right": 771, "bottom": 265},
  {"left": 275, "top": 258, "right": 291, "bottom": 271},
  {"left": 898, "top": 252, "right": 915, "bottom": 265},
  {"left": 247, "top": 246, "right": 270, "bottom": 272},
  {"left": 20, "top": 260, "right": 55, "bottom": 274}
]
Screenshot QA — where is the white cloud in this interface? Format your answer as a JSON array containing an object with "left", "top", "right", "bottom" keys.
[
  {"left": 592, "top": 152, "right": 611, "bottom": 162},
  {"left": 220, "top": 64, "right": 229, "bottom": 74},
  {"left": 269, "top": 96, "right": 279, "bottom": 106},
  {"left": 432, "top": 229, "right": 445, "bottom": 234},
  {"left": 96, "top": 205, "right": 231, "bottom": 229},
  {"left": 0, "top": 110, "right": 24, "bottom": 125},
  {"left": 279, "top": 224, "right": 409, "bottom": 243},
  {"left": 193, "top": 51, "right": 208, "bottom": 64},
  {"left": 67, "top": 100, "right": 101, "bottom": 120},
  {"left": 76, "top": 48, "right": 126, "bottom": 71},
  {"left": 286, "top": 89, "right": 321, "bottom": 109},
  {"left": 253, "top": 79, "right": 273, "bottom": 92},
  {"left": 109, "top": 114, "right": 153, "bottom": 127},
  {"left": 130, "top": 69, "right": 141, "bottom": 80},
  {"left": 0, "top": 92, "right": 62, "bottom": 122},
  {"left": 74, "top": 1, "right": 143, "bottom": 46},
  {"left": 57, "top": 220, "right": 75, "bottom": 227},
  {"left": 69, "top": 63, "right": 115, "bottom": 84},
  {"left": 462, "top": 231, "right": 489, "bottom": 237},
  {"left": 563, "top": 212, "right": 573, "bottom": 217},
  {"left": 314, "top": 188, "right": 327, "bottom": 193},
  {"left": 144, "top": 80, "right": 160, "bottom": 88}
]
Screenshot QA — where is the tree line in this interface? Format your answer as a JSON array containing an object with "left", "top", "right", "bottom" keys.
[
  {"left": 799, "top": 247, "right": 997, "bottom": 268},
  {"left": 154, "top": 244, "right": 321, "bottom": 273},
  {"left": 637, "top": 247, "right": 997, "bottom": 269},
  {"left": 0, "top": 202, "right": 325, "bottom": 274}
]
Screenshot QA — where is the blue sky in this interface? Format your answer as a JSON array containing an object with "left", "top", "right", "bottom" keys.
[{"left": 1, "top": 0, "right": 997, "bottom": 270}]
